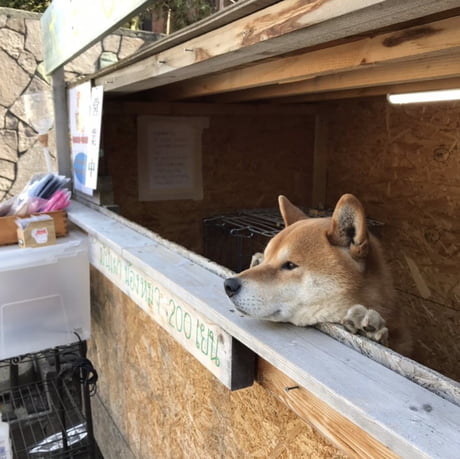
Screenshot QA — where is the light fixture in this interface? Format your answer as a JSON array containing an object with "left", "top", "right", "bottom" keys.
[{"left": 387, "top": 88, "right": 460, "bottom": 104}]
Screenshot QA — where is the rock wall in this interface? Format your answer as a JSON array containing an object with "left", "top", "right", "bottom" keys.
[
  {"left": 0, "top": 7, "right": 159, "bottom": 203},
  {"left": 0, "top": 8, "right": 48, "bottom": 202}
]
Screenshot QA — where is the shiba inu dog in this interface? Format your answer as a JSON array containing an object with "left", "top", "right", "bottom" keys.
[{"left": 224, "top": 194, "right": 412, "bottom": 355}]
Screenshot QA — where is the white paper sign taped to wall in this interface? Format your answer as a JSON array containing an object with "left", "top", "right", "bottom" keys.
[{"left": 68, "top": 83, "right": 104, "bottom": 194}]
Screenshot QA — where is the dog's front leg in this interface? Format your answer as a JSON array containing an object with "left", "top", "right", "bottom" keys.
[{"left": 342, "top": 304, "right": 389, "bottom": 345}]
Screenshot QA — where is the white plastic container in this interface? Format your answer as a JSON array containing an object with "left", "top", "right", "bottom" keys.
[
  {"left": 0, "top": 421, "right": 12, "bottom": 459},
  {"left": 0, "top": 232, "right": 90, "bottom": 360}
]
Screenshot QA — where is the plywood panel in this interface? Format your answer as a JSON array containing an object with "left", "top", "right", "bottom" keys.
[
  {"left": 325, "top": 96, "right": 460, "bottom": 381},
  {"left": 89, "top": 268, "right": 346, "bottom": 458},
  {"left": 103, "top": 105, "right": 315, "bottom": 254}
]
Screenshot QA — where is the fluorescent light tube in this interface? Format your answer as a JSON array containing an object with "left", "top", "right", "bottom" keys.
[{"left": 387, "top": 89, "right": 460, "bottom": 104}]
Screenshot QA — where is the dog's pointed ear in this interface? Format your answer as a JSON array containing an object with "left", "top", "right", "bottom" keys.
[
  {"left": 279, "top": 195, "right": 308, "bottom": 227},
  {"left": 327, "top": 194, "right": 369, "bottom": 259}
]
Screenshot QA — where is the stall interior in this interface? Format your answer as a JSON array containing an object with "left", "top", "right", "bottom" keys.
[
  {"left": 96, "top": 93, "right": 459, "bottom": 385},
  {"left": 58, "top": 0, "right": 456, "bottom": 396}
]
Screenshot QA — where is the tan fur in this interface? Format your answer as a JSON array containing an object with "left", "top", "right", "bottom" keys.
[{"left": 224, "top": 194, "right": 412, "bottom": 356}]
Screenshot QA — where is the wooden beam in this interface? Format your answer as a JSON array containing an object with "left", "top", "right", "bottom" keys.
[
  {"left": 204, "top": 51, "right": 460, "bottom": 102},
  {"left": 258, "top": 359, "right": 400, "bottom": 458},
  {"left": 257, "top": 359, "right": 400, "bottom": 459},
  {"left": 70, "top": 201, "right": 460, "bottom": 459},
  {"left": 52, "top": 67, "right": 71, "bottom": 176},
  {"left": 272, "top": 76, "right": 460, "bottom": 103},
  {"left": 95, "top": 0, "right": 460, "bottom": 93},
  {"left": 151, "top": 14, "right": 460, "bottom": 100},
  {"left": 103, "top": 101, "right": 318, "bottom": 116}
]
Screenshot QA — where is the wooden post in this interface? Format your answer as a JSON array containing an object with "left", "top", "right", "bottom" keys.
[{"left": 51, "top": 67, "right": 72, "bottom": 177}]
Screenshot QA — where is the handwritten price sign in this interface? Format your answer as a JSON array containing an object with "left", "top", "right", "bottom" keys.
[{"left": 89, "top": 237, "right": 254, "bottom": 390}]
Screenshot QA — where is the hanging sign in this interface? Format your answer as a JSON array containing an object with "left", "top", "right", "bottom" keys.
[
  {"left": 68, "top": 82, "right": 104, "bottom": 194},
  {"left": 137, "top": 116, "right": 207, "bottom": 201},
  {"left": 41, "top": 0, "right": 153, "bottom": 73}
]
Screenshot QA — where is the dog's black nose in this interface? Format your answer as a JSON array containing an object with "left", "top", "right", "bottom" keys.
[{"left": 224, "top": 277, "right": 241, "bottom": 297}]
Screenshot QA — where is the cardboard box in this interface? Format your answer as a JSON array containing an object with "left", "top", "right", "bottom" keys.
[
  {"left": 16, "top": 215, "right": 56, "bottom": 248},
  {"left": 0, "top": 210, "right": 67, "bottom": 246}
]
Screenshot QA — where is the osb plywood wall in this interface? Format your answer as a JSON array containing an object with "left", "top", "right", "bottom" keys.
[
  {"left": 325, "top": 97, "right": 459, "bottom": 382},
  {"left": 89, "top": 268, "right": 345, "bottom": 459},
  {"left": 102, "top": 108, "right": 315, "bottom": 254}
]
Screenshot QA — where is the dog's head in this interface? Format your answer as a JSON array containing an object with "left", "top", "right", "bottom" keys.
[{"left": 224, "top": 194, "right": 373, "bottom": 326}]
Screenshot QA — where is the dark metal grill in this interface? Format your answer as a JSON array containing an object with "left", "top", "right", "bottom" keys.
[
  {"left": 0, "top": 342, "right": 97, "bottom": 458},
  {"left": 203, "top": 207, "right": 382, "bottom": 273}
]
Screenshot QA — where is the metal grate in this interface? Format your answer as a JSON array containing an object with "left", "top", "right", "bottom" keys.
[
  {"left": 0, "top": 342, "right": 97, "bottom": 458},
  {"left": 203, "top": 207, "right": 382, "bottom": 273},
  {"left": 3, "top": 380, "right": 88, "bottom": 458}
]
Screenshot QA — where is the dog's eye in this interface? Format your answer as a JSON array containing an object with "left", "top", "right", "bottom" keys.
[{"left": 281, "top": 261, "right": 298, "bottom": 271}]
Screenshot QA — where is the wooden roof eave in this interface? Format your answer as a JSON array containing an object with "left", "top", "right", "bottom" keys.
[{"left": 86, "top": 0, "right": 460, "bottom": 96}]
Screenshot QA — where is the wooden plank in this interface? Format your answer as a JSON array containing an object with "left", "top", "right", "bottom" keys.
[
  {"left": 90, "top": 236, "right": 255, "bottom": 390},
  {"left": 103, "top": 101, "right": 318, "bottom": 117},
  {"left": 52, "top": 67, "right": 72, "bottom": 176},
  {"left": 316, "top": 323, "right": 460, "bottom": 407},
  {"left": 152, "top": 14, "right": 460, "bottom": 100},
  {"left": 91, "top": 0, "right": 281, "bottom": 80},
  {"left": 268, "top": 76, "right": 460, "bottom": 103},
  {"left": 95, "top": 0, "right": 460, "bottom": 93},
  {"left": 206, "top": 51, "right": 460, "bottom": 102},
  {"left": 41, "top": 0, "right": 152, "bottom": 73},
  {"left": 86, "top": 226, "right": 254, "bottom": 390},
  {"left": 257, "top": 359, "right": 399, "bottom": 459},
  {"left": 68, "top": 200, "right": 460, "bottom": 459}
]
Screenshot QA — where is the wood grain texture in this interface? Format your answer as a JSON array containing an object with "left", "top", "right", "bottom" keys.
[
  {"left": 192, "top": 50, "right": 460, "bottom": 103},
  {"left": 325, "top": 96, "right": 460, "bottom": 382},
  {"left": 317, "top": 323, "right": 460, "bottom": 407},
  {"left": 94, "top": 0, "right": 460, "bottom": 94},
  {"left": 70, "top": 201, "right": 460, "bottom": 458},
  {"left": 102, "top": 103, "right": 315, "bottom": 254},
  {"left": 151, "top": 15, "right": 460, "bottom": 101},
  {"left": 96, "top": 0, "right": 384, "bottom": 92},
  {"left": 0, "top": 210, "right": 68, "bottom": 246},
  {"left": 89, "top": 268, "right": 345, "bottom": 459},
  {"left": 258, "top": 359, "right": 400, "bottom": 459}
]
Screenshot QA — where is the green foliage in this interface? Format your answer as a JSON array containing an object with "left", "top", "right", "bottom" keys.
[
  {"left": 0, "top": 0, "right": 51, "bottom": 13},
  {"left": 138, "top": 0, "right": 214, "bottom": 32},
  {"left": 1, "top": 0, "right": 214, "bottom": 32},
  {"left": 163, "top": 0, "right": 213, "bottom": 31}
]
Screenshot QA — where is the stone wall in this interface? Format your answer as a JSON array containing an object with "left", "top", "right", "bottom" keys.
[{"left": 0, "top": 7, "right": 159, "bottom": 203}]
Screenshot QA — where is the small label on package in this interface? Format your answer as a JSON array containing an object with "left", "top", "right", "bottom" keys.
[{"left": 16, "top": 215, "right": 56, "bottom": 248}]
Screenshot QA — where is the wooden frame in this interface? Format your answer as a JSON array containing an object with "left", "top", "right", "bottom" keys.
[
  {"left": 149, "top": 14, "right": 460, "bottom": 102},
  {"left": 91, "top": 0, "right": 460, "bottom": 97},
  {"left": 43, "top": 0, "right": 460, "bottom": 455},
  {"left": 68, "top": 201, "right": 460, "bottom": 457}
]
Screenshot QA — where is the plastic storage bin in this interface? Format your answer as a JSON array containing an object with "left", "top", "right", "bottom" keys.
[{"left": 0, "top": 232, "right": 90, "bottom": 360}]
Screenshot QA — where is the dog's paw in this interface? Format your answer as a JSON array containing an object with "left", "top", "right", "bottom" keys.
[
  {"left": 342, "top": 304, "right": 389, "bottom": 345},
  {"left": 250, "top": 252, "right": 264, "bottom": 267}
]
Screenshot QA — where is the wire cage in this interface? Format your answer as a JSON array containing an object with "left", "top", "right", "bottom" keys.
[
  {"left": 203, "top": 209, "right": 285, "bottom": 272},
  {"left": 0, "top": 342, "right": 98, "bottom": 458},
  {"left": 203, "top": 207, "right": 383, "bottom": 273}
]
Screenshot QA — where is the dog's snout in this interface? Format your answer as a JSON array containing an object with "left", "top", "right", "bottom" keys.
[{"left": 224, "top": 277, "right": 242, "bottom": 297}]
